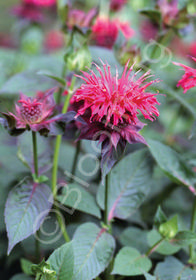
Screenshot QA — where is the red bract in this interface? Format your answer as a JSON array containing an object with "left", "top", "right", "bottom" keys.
[
  {"left": 72, "top": 62, "right": 160, "bottom": 127},
  {"left": 9, "top": 90, "right": 56, "bottom": 132},
  {"left": 91, "top": 17, "right": 134, "bottom": 49},
  {"left": 173, "top": 57, "right": 196, "bottom": 93},
  {"left": 23, "top": 0, "right": 56, "bottom": 7},
  {"left": 158, "top": 0, "right": 178, "bottom": 25}
]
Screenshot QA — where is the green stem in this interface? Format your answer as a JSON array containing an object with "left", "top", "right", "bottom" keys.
[
  {"left": 70, "top": 140, "right": 81, "bottom": 183},
  {"left": 32, "top": 131, "right": 41, "bottom": 261},
  {"left": 189, "top": 197, "right": 196, "bottom": 261},
  {"left": 32, "top": 131, "right": 39, "bottom": 179},
  {"left": 145, "top": 237, "right": 165, "bottom": 257},
  {"left": 52, "top": 76, "right": 76, "bottom": 197},
  {"left": 35, "top": 230, "right": 40, "bottom": 263},
  {"left": 54, "top": 204, "right": 70, "bottom": 242},
  {"left": 51, "top": 76, "right": 76, "bottom": 242},
  {"left": 104, "top": 174, "right": 109, "bottom": 227},
  {"left": 104, "top": 174, "right": 114, "bottom": 280}
]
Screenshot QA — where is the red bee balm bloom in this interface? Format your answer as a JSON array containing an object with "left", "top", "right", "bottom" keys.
[
  {"left": 72, "top": 62, "right": 159, "bottom": 126},
  {"left": 9, "top": 90, "right": 56, "bottom": 132},
  {"left": 91, "top": 17, "right": 134, "bottom": 49},
  {"left": 23, "top": 0, "right": 56, "bottom": 7},
  {"left": 173, "top": 57, "right": 196, "bottom": 93},
  {"left": 71, "top": 62, "right": 160, "bottom": 176}
]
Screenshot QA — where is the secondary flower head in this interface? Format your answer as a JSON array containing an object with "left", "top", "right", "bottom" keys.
[
  {"left": 110, "top": 0, "right": 127, "bottom": 11},
  {"left": 91, "top": 16, "right": 134, "bottom": 49},
  {"left": 23, "top": 0, "right": 56, "bottom": 7},
  {"left": 12, "top": 3, "right": 44, "bottom": 22},
  {"left": 9, "top": 89, "right": 56, "bottom": 132},
  {"left": 173, "top": 56, "right": 196, "bottom": 93}
]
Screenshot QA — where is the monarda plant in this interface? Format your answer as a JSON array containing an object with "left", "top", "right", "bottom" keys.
[{"left": 1, "top": 1, "right": 196, "bottom": 280}]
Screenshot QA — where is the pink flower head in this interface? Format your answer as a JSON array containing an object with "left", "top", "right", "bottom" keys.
[
  {"left": 67, "top": 8, "right": 97, "bottom": 31},
  {"left": 12, "top": 3, "right": 44, "bottom": 22},
  {"left": 23, "top": 0, "right": 56, "bottom": 7},
  {"left": 91, "top": 16, "right": 134, "bottom": 49},
  {"left": 110, "top": 0, "right": 127, "bottom": 11},
  {"left": 9, "top": 89, "right": 56, "bottom": 132},
  {"left": 173, "top": 57, "right": 196, "bottom": 93},
  {"left": 189, "top": 42, "right": 196, "bottom": 58},
  {"left": 44, "top": 30, "right": 64, "bottom": 52}
]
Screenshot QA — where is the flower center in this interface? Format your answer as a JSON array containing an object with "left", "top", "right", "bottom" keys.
[{"left": 19, "top": 98, "right": 42, "bottom": 124}]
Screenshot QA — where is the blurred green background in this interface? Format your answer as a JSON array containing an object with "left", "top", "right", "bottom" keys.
[{"left": 0, "top": 0, "right": 18, "bottom": 32}]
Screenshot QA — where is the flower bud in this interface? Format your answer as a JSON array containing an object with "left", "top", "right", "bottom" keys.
[{"left": 65, "top": 44, "right": 92, "bottom": 72}]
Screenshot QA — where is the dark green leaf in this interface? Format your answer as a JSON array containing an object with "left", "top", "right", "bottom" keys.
[
  {"left": 37, "top": 71, "right": 66, "bottom": 86},
  {"left": 5, "top": 182, "right": 53, "bottom": 254},
  {"left": 139, "top": 8, "right": 161, "bottom": 24},
  {"left": 120, "top": 227, "right": 149, "bottom": 253}
]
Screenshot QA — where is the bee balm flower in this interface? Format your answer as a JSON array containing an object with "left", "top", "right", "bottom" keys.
[
  {"left": 70, "top": 62, "right": 160, "bottom": 176},
  {"left": 173, "top": 57, "right": 196, "bottom": 93}
]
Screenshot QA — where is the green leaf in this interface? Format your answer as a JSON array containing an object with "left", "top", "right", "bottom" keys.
[
  {"left": 154, "top": 206, "right": 167, "bottom": 229},
  {"left": 21, "top": 258, "right": 34, "bottom": 276},
  {"left": 120, "top": 227, "right": 149, "bottom": 253},
  {"left": 159, "top": 215, "right": 178, "bottom": 239},
  {"left": 0, "top": 71, "right": 58, "bottom": 95},
  {"left": 155, "top": 256, "right": 196, "bottom": 280},
  {"left": 112, "top": 247, "right": 152, "bottom": 276},
  {"left": 10, "top": 274, "right": 33, "bottom": 280},
  {"left": 47, "top": 242, "right": 74, "bottom": 280},
  {"left": 147, "top": 230, "right": 181, "bottom": 255},
  {"left": 57, "top": 183, "right": 101, "bottom": 218},
  {"left": 172, "top": 231, "right": 196, "bottom": 246},
  {"left": 72, "top": 223, "right": 115, "bottom": 280},
  {"left": 5, "top": 182, "right": 53, "bottom": 254},
  {"left": 37, "top": 71, "right": 66, "bottom": 86},
  {"left": 147, "top": 139, "right": 196, "bottom": 192},
  {"left": 144, "top": 272, "right": 156, "bottom": 280},
  {"left": 97, "top": 149, "right": 153, "bottom": 220},
  {"left": 139, "top": 8, "right": 161, "bottom": 24}
]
